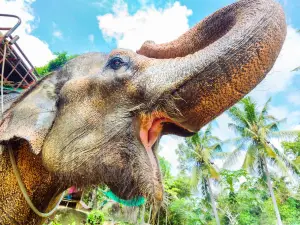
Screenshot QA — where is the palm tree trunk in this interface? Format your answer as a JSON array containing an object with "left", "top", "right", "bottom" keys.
[
  {"left": 207, "top": 178, "right": 221, "bottom": 225},
  {"left": 165, "top": 209, "right": 168, "bottom": 225},
  {"left": 262, "top": 156, "right": 283, "bottom": 225}
]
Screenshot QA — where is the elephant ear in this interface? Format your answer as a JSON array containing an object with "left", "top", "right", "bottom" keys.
[{"left": 0, "top": 74, "right": 58, "bottom": 155}]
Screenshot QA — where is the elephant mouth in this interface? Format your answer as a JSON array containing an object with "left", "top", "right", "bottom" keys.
[
  {"left": 138, "top": 112, "right": 194, "bottom": 202},
  {"left": 139, "top": 112, "right": 194, "bottom": 151}
]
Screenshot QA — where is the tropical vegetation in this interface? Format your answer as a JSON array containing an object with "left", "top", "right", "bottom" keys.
[{"left": 36, "top": 52, "right": 77, "bottom": 76}]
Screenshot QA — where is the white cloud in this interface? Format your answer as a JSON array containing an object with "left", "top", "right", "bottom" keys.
[
  {"left": 0, "top": 0, "right": 54, "bottom": 67},
  {"left": 289, "top": 111, "right": 300, "bottom": 125},
  {"left": 88, "top": 34, "right": 95, "bottom": 43},
  {"left": 53, "top": 30, "right": 63, "bottom": 39},
  {"left": 269, "top": 105, "right": 289, "bottom": 120},
  {"left": 213, "top": 113, "right": 235, "bottom": 141},
  {"left": 288, "top": 92, "right": 300, "bottom": 106},
  {"left": 97, "top": 0, "right": 192, "bottom": 50}
]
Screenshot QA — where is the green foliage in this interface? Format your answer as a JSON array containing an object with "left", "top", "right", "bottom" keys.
[
  {"left": 282, "top": 132, "right": 300, "bottom": 164},
  {"left": 36, "top": 52, "right": 78, "bottom": 76},
  {"left": 159, "top": 156, "right": 172, "bottom": 179},
  {"left": 168, "top": 198, "right": 202, "bottom": 225},
  {"left": 86, "top": 210, "right": 105, "bottom": 225},
  {"left": 224, "top": 97, "right": 300, "bottom": 224},
  {"left": 175, "top": 124, "right": 223, "bottom": 224},
  {"left": 279, "top": 197, "right": 300, "bottom": 225},
  {"left": 226, "top": 97, "right": 299, "bottom": 176},
  {"left": 45, "top": 215, "right": 63, "bottom": 225},
  {"left": 176, "top": 124, "right": 223, "bottom": 189}
]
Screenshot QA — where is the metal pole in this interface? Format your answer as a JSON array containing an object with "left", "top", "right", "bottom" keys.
[
  {"left": 1, "top": 42, "right": 7, "bottom": 116},
  {"left": 0, "top": 14, "right": 21, "bottom": 39}
]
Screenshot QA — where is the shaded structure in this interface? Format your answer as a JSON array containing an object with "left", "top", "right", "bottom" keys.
[{"left": 0, "top": 14, "right": 38, "bottom": 112}]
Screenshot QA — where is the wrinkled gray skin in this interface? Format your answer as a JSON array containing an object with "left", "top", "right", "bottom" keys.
[{"left": 0, "top": 0, "right": 286, "bottom": 224}]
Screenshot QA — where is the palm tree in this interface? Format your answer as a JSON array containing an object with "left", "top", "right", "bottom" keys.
[
  {"left": 176, "top": 124, "right": 222, "bottom": 225},
  {"left": 224, "top": 97, "right": 299, "bottom": 225}
]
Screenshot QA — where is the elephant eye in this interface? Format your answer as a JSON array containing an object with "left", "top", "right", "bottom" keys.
[{"left": 108, "top": 57, "right": 124, "bottom": 70}]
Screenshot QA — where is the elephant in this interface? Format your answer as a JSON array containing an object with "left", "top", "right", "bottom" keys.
[{"left": 0, "top": 0, "right": 286, "bottom": 224}]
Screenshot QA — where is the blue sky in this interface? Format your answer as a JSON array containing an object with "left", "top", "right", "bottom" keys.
[
  {"left": 29, "top": 0, "right": 300, "bottom": 54},
  {"left": 1, "top": 0, "right": 300, "bottom": 174}
]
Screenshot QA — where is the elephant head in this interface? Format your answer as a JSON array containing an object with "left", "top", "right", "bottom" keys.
[{"left": 0, "top": 0, "right": 286, "bottom": 213}]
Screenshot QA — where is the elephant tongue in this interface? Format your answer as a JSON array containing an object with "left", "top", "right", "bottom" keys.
[
  {"left": 140, "top": 117, "right": 164, "bottom": 177},
  {"left": 139, "top": 114, "right": 174, "bottom": 202},
  {"left": 140, "top": 117, "right": 164, "bottom": 150}
]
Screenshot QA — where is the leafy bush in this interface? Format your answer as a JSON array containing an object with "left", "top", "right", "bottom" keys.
[
  {"left": 36, "top": 52, "right": 77, "bottom": 76},
  {"left": 45, "top": 215, "right": 63, "bottom": 225},
  {"left": 86, "top": 210, "right": 105, "bottom": 225}
]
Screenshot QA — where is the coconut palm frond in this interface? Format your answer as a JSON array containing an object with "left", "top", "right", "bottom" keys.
[
  {"left": 244, "top": 127, "right": 257, "bottom": 138},
  {"left": 292, "top": 66, "right": 300, "bottom": 72},
  {"left": 259, "top": 97, "right": 272, "bottom": 121},
  {"left": 210, "top": 143, "right": 223, "bottom": 153},
  {"left": 228, "top": 123, "right": 245, "bottom": 136},
  {"left": 229, "top": 136, "right": 251, "bottom": 148},
  {"left": 191, "top": 165, "right": 202, "bottom": 191},
  {"left": 189, "top": 133, "right": 201, "bottom": 148},
  {"left": 269, "top": 156, "right": 291, "bottom": 179},
  {"left": 223, "top": 147, "right": 244, "bottom": 169},
  {"left": 204, "top": 123, "right": 213, "bottom": 137},
  {"left": 265, "top": 114, "right": 280, "bottom": 122},
  {"left": 228, "top": 105, "right": 249, "bottom": 127},
  {"left": 242, "top": 97, "right": 258, "bottom": 124},
  {"left": 242, "top": 144, "right": 257, "bottom": 172},
  {"left": 269, "top": 130, "right": 300, "bottom": 141},
  {"left": 267, "top": 122, "right": 280, "bottom": 132},
  {"left": 263, "top": 143, "right": 277, "bottom": 158},
  {"left": 271, "top": 144, "right": 300, "bottom": 175},
  {"left": 213, "top": 151, "right": 232, "bottom": 159},
  {"left": 209, "top": 135, "right": 223, "bottom": 144},
  {"left": 209, "top": 165, "right": 220, "bottom": 180},
  {"left": 265, "top": 118, "right": 286, "bottom": 131}
]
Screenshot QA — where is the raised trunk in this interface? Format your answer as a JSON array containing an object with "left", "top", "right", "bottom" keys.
[
  {"left": 262, "top": 156, "right": 283, "bottom": 225},
  {"left": 136, "top": 0, "right": 286, "bottom": 132},
  {"left": 207, "top": 178, "right": 220, "bottom": 225},
  {"left": 0, "top": 142, "right": 63, "bottom": 224}
]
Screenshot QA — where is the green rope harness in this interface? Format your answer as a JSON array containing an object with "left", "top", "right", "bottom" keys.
[
  {"left": 8, "top": 145, "right": 65, "bottom": 218},
  {"left": 103, "top": 190, "right": 146, "bottom": 207}
]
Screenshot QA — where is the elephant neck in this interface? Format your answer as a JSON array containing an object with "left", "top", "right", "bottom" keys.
[{"left": 0, "top": 141, "right": 63, "bottom": 224}]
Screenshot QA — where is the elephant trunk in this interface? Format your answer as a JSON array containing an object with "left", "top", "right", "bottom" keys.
[{"left": 136, "top": 0, "right": 286, "bottom": 131}]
